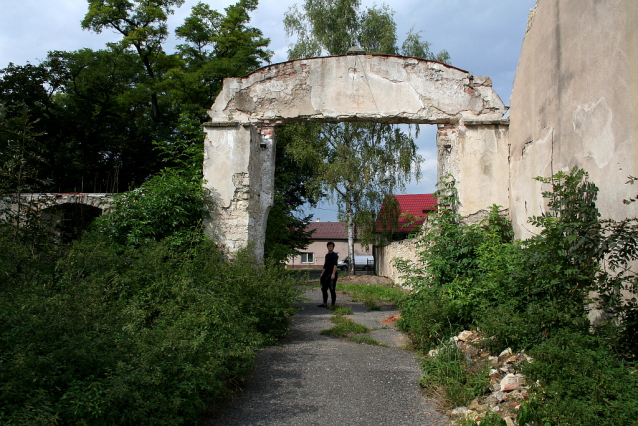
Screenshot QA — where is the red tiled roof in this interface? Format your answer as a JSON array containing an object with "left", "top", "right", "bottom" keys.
[
  {"left": 376, "top": 194, "right": 437, "bottom": 233},
  {"left": 305, "top": 221, "right": 348, "bottom": 240}
]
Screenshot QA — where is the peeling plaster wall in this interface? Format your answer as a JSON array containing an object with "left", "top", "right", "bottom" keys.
[
  {"left": 438, "top": 123, "right": 510, "bottom": 219},
  {"left": 509, "top": 0, "right": 638, "bottom": 238},
  {"left": 202, "top": 124, "right": 275, "bottom": 260},
  {"left": 204, "top": 55, "right": 509, "bottom": 260},
  {"left": 209, "top": 55, "right": 507, "bottom": 124}
]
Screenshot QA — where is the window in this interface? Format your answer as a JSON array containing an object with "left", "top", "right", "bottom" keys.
[{"left": 300, "top": 252, "right": 314, "bottom": 263}]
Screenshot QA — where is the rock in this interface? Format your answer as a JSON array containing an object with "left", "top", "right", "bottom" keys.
[
  {"left": 451, "top": 407, "right": 471, "bottom": 416},
  {"left": 476, "top": 404, "right": 490, "bottom": 413},
  {"left": 486, "top": 395, "right": 499, "bottom": 407},
  {"left": 499, "top": 347, "right": 513, "bottom": 357},
  {"left": 456, "top": 330, "right": 474, "bottom": 341},
  {"left": 504, "top": 416, "right": 516, "bottom": 426},
  {"left": 492, "top": 390, "right": 507, "bottom": 402},
  {"left": 428, "top": 348, "right": 440, "bottom": 357},
  {"left": 500, "top": 373, "right": 526, "bottom": 392},
  {"left": 491, "top": 405, "right": 501, "bottom": 412},
  {"left": 468, "top": 399, "right": 480, "bottom": 410}
]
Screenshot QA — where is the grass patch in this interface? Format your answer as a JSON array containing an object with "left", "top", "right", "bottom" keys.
[
  {"left": 339, "top": 283, "right": 405, "bottom": 307},
  {"left": 330, "top": 305, "right": 353, "bottom": 315},
  {"left": 321, "top": 315, "right": 370, "bottom": 337}
]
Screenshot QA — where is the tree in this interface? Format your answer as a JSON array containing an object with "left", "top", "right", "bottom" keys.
[
  {"left": 0, "top": 0, "right": 272, "bottom": 194},
  {"left": 82, "top": 0, "right": 185, "bottom": 122},
  {"left": 264, "top": 123, "right": 320, "bottom": 264},
  {"left": 169, "top": 0, "right": 272, "bottom": 119},
  {"left": 283, "top": 0, "right": 446, "bottom": 274},
  {"left": 0, "top": 113, "right": 54, "bottom": 247}
]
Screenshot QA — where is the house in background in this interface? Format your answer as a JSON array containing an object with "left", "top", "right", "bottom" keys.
[
  {"left": 286, "top": 221, "right": 372, "bottom": 269},
  {"left": 374, "top": 194, "right": 437, "bottom": 281},
  {"left": 376, "top": 194, "right": 437, "bottom": 239}
]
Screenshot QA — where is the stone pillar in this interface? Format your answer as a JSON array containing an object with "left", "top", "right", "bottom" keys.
[
  {"left": 437, "top": 121, "right": 511, "bottom": 221},
  {"left": 202, "top": 122, "right": 276, "bottom": 262}
]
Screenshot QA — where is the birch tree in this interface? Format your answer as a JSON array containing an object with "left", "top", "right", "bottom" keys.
[{"left": 284, "top": 0, "right": 449, "bottom": 274}]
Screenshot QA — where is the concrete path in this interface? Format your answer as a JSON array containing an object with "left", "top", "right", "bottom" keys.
[{"left": 207, "top": 287, "right": 448, "bottom": 425}]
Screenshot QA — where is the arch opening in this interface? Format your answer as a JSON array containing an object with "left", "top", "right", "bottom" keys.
[{"left": 203, "top": 55, "right": 510, "bottom": 261}]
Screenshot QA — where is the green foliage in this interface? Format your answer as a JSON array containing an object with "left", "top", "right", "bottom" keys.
[
  {"left": 93, "top": 168, "right": 210, "bottom": 247},
  {"left": 338, "top": 283, "right": 406, "bottom": 307},
  {"left": 283, "top": 0, "right": 449, "bottom": 61},
  {"left": 399, "top": 167, "right": 638, "bottom": 424},
  {"left": 321, "top": 314, "right": 369, "bottom": 336},
  {"left": 350, "top": 335, "right": 383, "bottom": 346},
  {"left": 170, "top": 0, "right": 272, "bottom": 118},
  {"left": 331, "top": 305, "right": 353, "bottom": 315},
  {"left": 521, "top": 331, "right": 638, "bottom": 425},
  {"left": 401, "top": 27, "right": 451, "bottom": 63},
  {"left": 0, "top": 234, "right": 298, "bottom": 425},
  {"left": 153, "top": 113, "right": 205, "bottom": 177},
  {"left": 1, "top": 0, "right": 271, "bottom": 192},
  {"left": 419, "top": 343, "right": 490, "bottom": 410},
  {"left": 263, "top": 123, "right": 318, "bottom": 264}
]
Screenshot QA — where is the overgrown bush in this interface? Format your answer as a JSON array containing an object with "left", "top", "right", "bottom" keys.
[
  {"left": 521, "top": 331, "right": 638, "bottom": 425},
  {"left": 93, "top": 168, "right": 211, "bottom": 248},
  {"left": 0, "top": 165, "right": 299, "bottom": 425},
  {"left": 399, "top": 168, "right": 638, "bottom": 423},
  {"left": 0, "top": 234, "right": 297, "bottom": 425}
]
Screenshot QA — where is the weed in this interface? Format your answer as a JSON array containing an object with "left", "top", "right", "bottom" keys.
[
  {"left": 419, "top": 343, "right": 490, "bottom": 411},
  {"left": 399, "top": 168, "right": 638, "bottom": 424},
  {"left": 331, "top": 305, "right": 353, "bottom": 315},
  {"left": 321, "top": 315, "right": 370, "bottom": 337},
  {"left": 339, "top": 283, "right": 405, "bottom": 307}
]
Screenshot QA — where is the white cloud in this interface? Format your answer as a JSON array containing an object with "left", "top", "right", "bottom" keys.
[{"left": 0, "top": 0, "right": 536, "bottom": 219}]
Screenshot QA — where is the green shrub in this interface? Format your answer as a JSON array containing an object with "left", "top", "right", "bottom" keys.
[
  {"left": 399, "top": 167, "right": 638, "bottom": 425},
  {"left": 397, "top": 286, "right": 467, "bottom": 351},
  {"left": 0, "top": 235, "right": 298, "bottom": 425},
  {"left": 92, "top": 169, "right": 211, "bottom": 248},
  {"left": 521, "top": 331, "right": 638, "bottom": 426}
]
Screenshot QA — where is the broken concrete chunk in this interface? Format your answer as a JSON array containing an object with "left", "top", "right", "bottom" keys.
[{"left": 500, "top": 373, "right": 526, "bottom": 392}]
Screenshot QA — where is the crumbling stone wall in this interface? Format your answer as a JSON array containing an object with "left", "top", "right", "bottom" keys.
[
  {"left": 204, "top": 54, "right": 509, "bottom": 261},
  {"left": 376, "top": 238, "right": 423, "bottom": 286}
]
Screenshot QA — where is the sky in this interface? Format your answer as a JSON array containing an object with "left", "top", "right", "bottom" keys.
[{"left": 0, "top": 0, "right": 537, "bottom": 221}]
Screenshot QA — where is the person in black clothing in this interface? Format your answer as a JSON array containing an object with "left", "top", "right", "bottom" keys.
[{"left": 318, "top": 241, "right": 338, "bottom": 308}]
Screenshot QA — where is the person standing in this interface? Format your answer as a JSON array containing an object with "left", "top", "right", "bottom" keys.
[{"left": 318, "top": 241, "right": 338, "bottom": 308}]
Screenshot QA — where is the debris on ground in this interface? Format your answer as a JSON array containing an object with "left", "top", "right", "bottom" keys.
[
  {"left": 446, "top": 330, "right": 533, "bottom": 426},
  {"left": 380, "top": 314, "right": 401, "bottom": 325}
]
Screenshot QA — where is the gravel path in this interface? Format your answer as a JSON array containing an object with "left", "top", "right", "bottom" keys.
[{"left": 207, "top": 287, "right": 447, "bottom": 425}]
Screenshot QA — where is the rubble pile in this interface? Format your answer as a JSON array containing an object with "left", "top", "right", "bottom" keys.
[{"left": 444, "top": 330, "right": 533, "bottom": 426}]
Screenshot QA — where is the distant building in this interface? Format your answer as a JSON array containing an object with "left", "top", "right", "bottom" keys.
[
  {"left": 376, "top": 194, "right": 437, "bottom": 239},
  {"left": 286, "top": 221, "right": 371, "bottom": 269}
]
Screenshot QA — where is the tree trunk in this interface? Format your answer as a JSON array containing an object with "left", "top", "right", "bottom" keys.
[{"left": 346, "top": 195, "right": 355, "bottom": 276}]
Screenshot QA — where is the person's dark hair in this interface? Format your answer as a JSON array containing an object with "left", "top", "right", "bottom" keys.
[{"left": 327, "top": 241, "right": 335, "bottom": 247}]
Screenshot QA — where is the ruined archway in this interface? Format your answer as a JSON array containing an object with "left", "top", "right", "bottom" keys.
[{"left": 203, "top": 54, "right": 510, "bottom": 260}]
